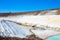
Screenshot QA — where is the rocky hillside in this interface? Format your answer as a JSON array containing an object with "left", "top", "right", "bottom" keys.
[{"left": 0, "top": 8, "right": 60, "bottom": 17}]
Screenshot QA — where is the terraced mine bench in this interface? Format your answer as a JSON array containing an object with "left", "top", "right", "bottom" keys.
[{"left": 0, "top": 20, "right": 43, "bottom": 40}]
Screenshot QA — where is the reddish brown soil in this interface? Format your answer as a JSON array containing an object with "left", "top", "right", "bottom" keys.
[{"left": 0, "top": 34, "right": 43, "bottom": 40}]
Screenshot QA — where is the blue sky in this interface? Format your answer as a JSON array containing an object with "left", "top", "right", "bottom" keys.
[{"left": 0, "top": 0, "right": 60, "bottom": 13}]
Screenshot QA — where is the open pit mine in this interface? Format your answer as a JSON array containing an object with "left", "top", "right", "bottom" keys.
[{"left": 0, "top": 8, "right": 60, "bottom": 40}]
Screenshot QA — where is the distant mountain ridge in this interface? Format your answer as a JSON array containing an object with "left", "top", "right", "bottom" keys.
[{"left": 0, "top": 8, "right": 60, "bottom": 17}]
